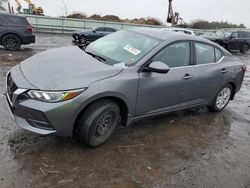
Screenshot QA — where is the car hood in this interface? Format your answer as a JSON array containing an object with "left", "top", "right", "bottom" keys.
[{"left": 16, "top": 46, "right": 122, "bottom": 90}]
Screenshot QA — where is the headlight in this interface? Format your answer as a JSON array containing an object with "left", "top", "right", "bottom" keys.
[{"left": 27, "top": 89, "right": 86, "bottom": 103}]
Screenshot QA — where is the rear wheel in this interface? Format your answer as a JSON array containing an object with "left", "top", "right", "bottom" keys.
[
  {"left": 209, "top": 84, "right": 232, "bottom": 112},
  {"left": 77, "top": 100, "right": 121, "bottom": 148},
  {"left": 2, "top": 34, "right": 21, "bottom": 51},
  {"left": 240, "top": 44, "right": 249, "bottom": 54}
]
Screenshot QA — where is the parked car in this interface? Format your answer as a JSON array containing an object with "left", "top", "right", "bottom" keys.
[
  {"left": 0, "top": 13, "right": 35, "bottom": 51},
  {"left": 205, "top": 30, "right": 250, "bottom": 53},
  {"left": 160, "top": 27, "right": 195, "bottom": 35},
  {"left": 5, "top": 28, "right": 246, "bottom": 147},
  {"left": 72, "top": 27, "right": 117, "bottom": 45}
]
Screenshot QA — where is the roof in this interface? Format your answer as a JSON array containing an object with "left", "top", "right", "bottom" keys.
[
  {"left": 125, "top": 27, "right": 230, "bottom": 54},
  {"left": 126, "top": 27, "right": 211, "bottom": 43}
]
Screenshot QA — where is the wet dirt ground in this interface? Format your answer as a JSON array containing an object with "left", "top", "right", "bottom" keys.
[{"left": 0, "top": 33, "right": 249, "bottom": 188}]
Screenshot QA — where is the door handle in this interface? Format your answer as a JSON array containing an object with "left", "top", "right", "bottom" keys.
[
  {"left": 221, "top": 68, "right": 228, "bottom": 74},
  {"left": 183, "top": 74, "right": 193, "bottom": 80}
]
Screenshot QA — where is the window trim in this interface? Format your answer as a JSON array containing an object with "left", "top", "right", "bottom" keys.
[
  {"left": 193, "top": 41, "right": 224, "bottom": 66},
  {"left": 139, "top": 40, "right": 193, "bottom": 72}
]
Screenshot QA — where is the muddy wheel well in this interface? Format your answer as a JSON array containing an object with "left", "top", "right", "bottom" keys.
[
  {"left": 228, "top": 82, "right": 236, "bottom": 100},
  {"left": 73, "top": 97, "right": 129, "bottom": 137}
]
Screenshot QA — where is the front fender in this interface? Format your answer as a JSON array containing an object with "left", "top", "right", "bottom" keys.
[{"left": 72, "top": 91, "right": 132, "bottom": 128}]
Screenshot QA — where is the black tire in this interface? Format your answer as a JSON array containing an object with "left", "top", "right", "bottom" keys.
[
  {"left": 209, "top": 84, "right": 233, "bottom": 112},
  {"left": 220, "top": 43, "right": 227, "bottom": 50},
  {"left": 2, "top": 34, "right": 21, "bottom": 51},
  {"left": 79, "top": 35, "right": 87, "bottom": 45},
  {"left": 78, "top": 99, "right": 120, "bottom": 148},
  {"left": 240, "top": 44, "right": 249, "bottom": 54}
]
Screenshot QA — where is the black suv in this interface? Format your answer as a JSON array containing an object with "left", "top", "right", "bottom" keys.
[
  {"left": 0, "top": 13, "right": 35, "bottom": 51},
  {"left": 206, "top": 31, "right": 250, "bottom": 53},
  {"left": 72, "top": 27, "right": 117, "bottom": 45}
]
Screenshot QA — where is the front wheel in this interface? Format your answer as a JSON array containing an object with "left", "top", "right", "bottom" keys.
[
  {"left": 79, "top": 35, "right": 87, "bottom": 44},
  {"left": 78, "top": 100, "right": 121, "bottom": 148},
  {"left": 209, "top": 84, "right": 233, "bottom": 112}
]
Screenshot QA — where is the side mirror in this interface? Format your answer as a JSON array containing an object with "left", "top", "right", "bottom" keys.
[
  {"left": 230, "top": 35, "right": 236, "bottom": 39},
  {"left": 93, "top": 30, "right": 96, "bottom": 33},
  {"left": 144, "top": 61, "right": 170, "bottom": 74}
]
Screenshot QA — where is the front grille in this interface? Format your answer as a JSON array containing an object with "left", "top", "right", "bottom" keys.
[{"left": 7, "top": 73, "right": 18, "bottom": 101}]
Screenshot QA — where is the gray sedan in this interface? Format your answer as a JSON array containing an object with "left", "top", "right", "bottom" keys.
[{"left": 5, "top": 28, "right": 246, "bottom": 147}]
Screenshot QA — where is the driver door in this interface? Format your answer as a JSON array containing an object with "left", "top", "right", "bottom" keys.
[{"left": 136, "top": 41, "right": 196, "bottom": 116}]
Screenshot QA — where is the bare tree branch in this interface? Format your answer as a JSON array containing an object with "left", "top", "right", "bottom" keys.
[{"left": 60, "top": 0, "right": 69, "bottom": 17}]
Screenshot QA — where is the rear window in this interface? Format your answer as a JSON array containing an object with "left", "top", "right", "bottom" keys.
[
  {"left": 195, "top": 43, "right": 215, "bottom": 65},
  {"left": 215, "top": 48, "right": 223, "bottom": 61},
  {"left": 6, "top": 16, "right": 29, "bottom": 25},
  {"left": 241, "top": 32, "right": 250, "bottom": 38}
]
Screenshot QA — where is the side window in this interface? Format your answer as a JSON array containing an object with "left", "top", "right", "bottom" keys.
[
  {"left": 231, "top": 32, "right": 238, "bottom": 39},
  {"left": 239, "top": 32, "right": 245, "bottom": 38},
  {"left": 243, "top": 32, "right": 250, "bottom": 38},
  {"left": 105, "top": 28, "right": 116, "bottom": 32},
  {"left": 6, "top": 16, "right": 27, "bottom": 24},
  {"left": 195, "top": 43, "right": 215, "bottom": 65},
  {"left": 95, "top": 27, "right": 105, "bottom": 32},
  {"left": 152, "top": 42, "right": 190, "bottom": 68},
  {"left": 215, "top": 48, "right": 223, "bottom": 62}
]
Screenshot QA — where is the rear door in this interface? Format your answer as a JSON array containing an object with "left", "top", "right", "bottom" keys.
[
  {"left": 239, "top": 31, "right": 250, "bottom": 49},
  {"left": 192, "top": 42, "right": 228, "bottom": 103},
  {"left": 227, "top": 32, "right": 240, "bottom": 50},
  {"left": 136, "top": 41, "right": 197, "bottom": 116},
  {"left": 5, "top": 15, "right": 29, "bottom": 35},
  {"left": 0, "top": 15, "right": 7, "bottom": 36}
]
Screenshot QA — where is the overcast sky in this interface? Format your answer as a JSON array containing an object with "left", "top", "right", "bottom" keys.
[{"left": 7, "top": 0, "right": 250, "bottom": 27}]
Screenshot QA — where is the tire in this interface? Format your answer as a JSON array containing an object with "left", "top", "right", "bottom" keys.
[
  {"left": 209, "top": 84, "right": 233, "bottom": 112},
  {"left": 79, "top": 35, "right": 87, "bottom": 45},
  {"left": 2, "top": 34, "right": 21, "bottom": 51},
  {"left": 240, "top": 44, "right": 249, "bottom": 54},
  {"left": 78, "top": 100, "right": 121, "bottom": 148},
  {"left": 220, "top": 43, "right": 227, "bottom": 50}
]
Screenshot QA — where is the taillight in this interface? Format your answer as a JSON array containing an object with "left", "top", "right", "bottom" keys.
[
  {"left": 242, "top": 65, "right": 247, "bottom": 74},
  {"left": 26, "top": 25, "right": 33, "bottom": 33}
]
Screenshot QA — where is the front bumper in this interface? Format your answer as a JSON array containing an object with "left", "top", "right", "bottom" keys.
[{"left": 5, "top": 72, "right": 81, "bottom": 137}]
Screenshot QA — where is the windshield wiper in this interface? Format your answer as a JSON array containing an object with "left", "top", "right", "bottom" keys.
[{"left": 86, "top": 51, "right": 106, "bottom": 62}]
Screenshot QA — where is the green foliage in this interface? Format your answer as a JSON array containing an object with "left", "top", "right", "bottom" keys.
[
  {"left": 190, "top": 20, "right": 246, "bottom": 29},
  {"left": 67, "top": 13, "right": 163, "bottom": 26}
]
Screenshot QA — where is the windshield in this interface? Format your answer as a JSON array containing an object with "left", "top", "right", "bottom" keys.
[{"left": 85, "top": 30, "right": 160, "bottom": 66}]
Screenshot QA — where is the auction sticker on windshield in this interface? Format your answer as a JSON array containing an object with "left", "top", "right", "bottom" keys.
[{"left": 123, "top": 45, "right": 141, "bottom": 55}]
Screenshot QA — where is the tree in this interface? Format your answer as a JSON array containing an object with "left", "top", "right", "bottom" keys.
[
  {"left": 0, "top": 0, "right": 8, "bottom": 11},
  {"left": 60, "top": 0, "right": 69, "bottom": 17},
  {"left": 190, "top": 20, "right": 246, "bottom": 29}
]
